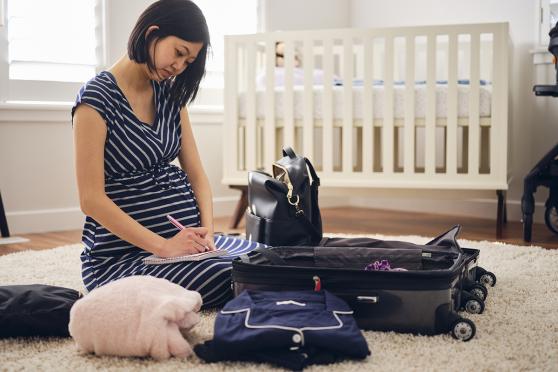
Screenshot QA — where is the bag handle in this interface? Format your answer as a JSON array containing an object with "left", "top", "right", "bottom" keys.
[
  {"left": 281, "top": 146, "right": 321, "bottom": 187},
  {"left": 282, "top": 146, "right": 297, "bottom": 159},
  {"left": 305, "top": 158, "right": 320, "bottom": 187}
]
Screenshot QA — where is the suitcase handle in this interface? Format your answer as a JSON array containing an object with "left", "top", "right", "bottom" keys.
[{"left": 356, "top": 295, "right": 379, "bottom": 304}]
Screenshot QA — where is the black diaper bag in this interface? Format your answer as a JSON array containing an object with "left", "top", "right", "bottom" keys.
[{"left": 245, "top": 147, "right": 322, "bottom": 246}]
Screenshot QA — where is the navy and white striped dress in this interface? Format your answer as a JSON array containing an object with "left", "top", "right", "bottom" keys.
[{"left": 72, "top": 71, "right": 263, "bottom": 308}]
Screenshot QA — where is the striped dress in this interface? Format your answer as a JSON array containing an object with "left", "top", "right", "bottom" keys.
[{"left": 72, "top": 71, "right": 263, "bottom": 308}]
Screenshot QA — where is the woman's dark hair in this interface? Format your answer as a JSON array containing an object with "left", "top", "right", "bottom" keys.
[{"left": 128, "top": 0, "right": 210, "bottom": 107}]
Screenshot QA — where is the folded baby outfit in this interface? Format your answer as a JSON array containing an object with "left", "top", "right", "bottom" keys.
[
  {"left": 194, "top": 289, "right": 370, "bottom": 370},
  {"left": 69, "top": 275, "right": 202, "bottom": 360}
]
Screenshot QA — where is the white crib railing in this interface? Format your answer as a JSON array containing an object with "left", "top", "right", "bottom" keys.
[{"left": 223, "top": 23, "right": 509, "bottom": 191}]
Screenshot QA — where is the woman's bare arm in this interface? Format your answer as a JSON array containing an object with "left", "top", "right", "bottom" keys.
[{"left": 177, "top": 107, "right": 215, "bottom": 243}]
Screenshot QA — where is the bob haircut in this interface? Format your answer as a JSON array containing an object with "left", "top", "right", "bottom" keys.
[{"left": 128, "top": 0, "right": 210, "bottom": 108}]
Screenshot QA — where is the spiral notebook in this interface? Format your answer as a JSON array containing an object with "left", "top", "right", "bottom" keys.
[{"left": 143, "top": 249, "right": 227, "bottom": 265}]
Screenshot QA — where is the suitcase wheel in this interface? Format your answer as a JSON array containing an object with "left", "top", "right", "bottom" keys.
[
  {"left": 460, "top": 290, "right": 485, "bottom": 315},
  {"left": 464, "top": 298, "right": 485, "bottom": 315},
  {"left": 478, "top": 271, "right": 497, "bottom": 287},
  {"left": 468, "top": 283, "right": 488, "bottom": 301},
  {"left": 451, "top": 318, "right": 476, "bottom": 342}
]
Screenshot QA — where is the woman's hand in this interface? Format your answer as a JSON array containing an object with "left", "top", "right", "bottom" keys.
[
  {"left": 157, "top": 227, "right": 210, "bottom": 257},
  {"left": 204, "top": 233, "right": 217, "bottom": 251},
  {"left": 194, "top": 231, "right": 217, "bottom": 251},
  {"left": 190, "top": 226, "right": 217, "bottom": 251}
]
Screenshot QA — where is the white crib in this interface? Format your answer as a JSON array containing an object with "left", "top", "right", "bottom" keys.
[{"left": 222, "top": 23, "right": 510, "bottom": 235}]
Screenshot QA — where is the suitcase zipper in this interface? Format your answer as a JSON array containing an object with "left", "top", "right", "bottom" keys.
[{"left": 231, "top": 250, "right": 473, "bottom": 293}]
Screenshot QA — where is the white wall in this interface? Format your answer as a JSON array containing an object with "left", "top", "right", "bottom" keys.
[
  {"left": 262, "top": 0, "right": 350, "bottom": 31},
  {"left": 105, "top": 0, "right": 152, "bottom": 67},
  {"left": 346, "top": 0, "right": 547, "bottom": 223},
  {"left": 0, "top": 111, "right": 80, "bottom": 233}
]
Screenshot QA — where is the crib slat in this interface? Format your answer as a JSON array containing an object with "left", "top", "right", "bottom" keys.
[
  {"left": 446, "top": 33, "right": 458, "bottom": 175},
  {"left": 404, "top": 35, "right": 415, "bottom": 175},
  {"left": 383, "top": 36, "right": 394, "bottom": 174},
  {"left": 264, "top": 38, "right": 276, "bottom": 171},
  {"left": 425, "top": 33, "right": 436, "bottom": 175},
  {"left": 343, "top": 37, "right": 354, "bottom": 173},
  {"left": 469, "top": 32, "right": 480, "bottom": 176},
  {"left": 283, "top": 40, "right": 295, "bottom": 151},
  {"left": 224, "top": 38, "right": 239, "bottom": 176},
  {"left": 363, "top": 37, "right": 374, "bottom": 173},
  {"left": 245, "top": 42, "right": 257, "bottom": 171},
  {"left": 323, "top": 38, "right": 334, "bottom": 174},
  {"left": 303, "top": 37, "right": 314, "bottom": 161},
  {"left": 491, "top": 24, "right": 509, "bottom": 183}
]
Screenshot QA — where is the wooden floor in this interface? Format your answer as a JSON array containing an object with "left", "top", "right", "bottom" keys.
[{"left": 1, "top": 206, "right": 557, "bottom": 256}]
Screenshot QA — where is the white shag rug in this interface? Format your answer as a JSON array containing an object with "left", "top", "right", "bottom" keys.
[{"left": 1, "top": 234, "right": 557, "bottom": 372}]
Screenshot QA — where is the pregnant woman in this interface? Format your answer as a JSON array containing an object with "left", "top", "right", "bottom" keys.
[{"left": 72, "top": 0, "right": 263, "bottom": 308}]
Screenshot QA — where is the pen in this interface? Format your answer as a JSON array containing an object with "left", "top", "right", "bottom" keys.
[
  {"left": 167, "top": 214, "right": 210, "bottom": 251},
  {"left": 167, "top": 214, "right": 185, "bottom": 230}
]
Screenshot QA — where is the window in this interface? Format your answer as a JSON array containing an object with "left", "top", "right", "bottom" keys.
[
  {"left": 0, "top": 0, "right": 105, "bottom": 103},
  {"left": 194, "top": 0, "right": 258, "bottom": 88}
]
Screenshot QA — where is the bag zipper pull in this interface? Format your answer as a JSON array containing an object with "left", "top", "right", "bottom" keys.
[
  {"left": 313, "top": 275, "right": 322, "bottom": 291},
  {"left": 287, "top": 194, "right": 304, "bottom": 215}
]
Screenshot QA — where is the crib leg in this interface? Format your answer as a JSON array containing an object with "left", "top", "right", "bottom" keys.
[
  {"left": 0, "top": 191, "right": 10, "bottom": 238},
  {"left": 496, "top": 190, "right": 507, "bottom": 239},
  {"left": 503, "top": 196, "right": 508, "bottom": 224},
  {"left": 229, "top": 185, "right": 248, "bottom": 229}
]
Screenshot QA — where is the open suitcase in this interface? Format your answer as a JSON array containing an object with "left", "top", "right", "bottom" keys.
[{"left": 232, "top": 226, "right": 495, "bottom": 342}]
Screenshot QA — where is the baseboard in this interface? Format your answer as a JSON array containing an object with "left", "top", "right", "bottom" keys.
[
  {"left": 0, "top": 236, "right": 30, "bottom": 245},
  {"left": 6, "top": 207, "right": 85, "bottom": 234}
]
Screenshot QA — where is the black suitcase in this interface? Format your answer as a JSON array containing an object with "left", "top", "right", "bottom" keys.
[{"left": 232, "top": 226, "right": 492, "bottom": 341}]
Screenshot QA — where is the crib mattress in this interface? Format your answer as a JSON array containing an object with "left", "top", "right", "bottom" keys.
[{"left": 238, "top": 84, "right": 492, "bottom": 120}]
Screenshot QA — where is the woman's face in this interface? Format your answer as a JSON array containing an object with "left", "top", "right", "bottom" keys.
[{"left": 147, "top": 34, "right": 203, "bottom": 81}]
